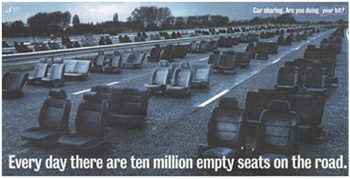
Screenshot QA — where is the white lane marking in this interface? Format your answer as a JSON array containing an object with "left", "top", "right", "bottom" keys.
[
  {"left": 72, "top": 89, "right": 91, "bottom": 95},
  {"left": 197, "top": 57, "right": 209, "bottom": 62},
  {"left": 106, "top": 81, "right": 120, "bottom": 86},
  {"left": 198, "top": 89, "right": 230, "bottom": 107},
  {"left": 197, "top": 30, "right": 328, "bottom": 108},
  {"left": 272, "top": 58, "right": 281, "bottom": 64}
]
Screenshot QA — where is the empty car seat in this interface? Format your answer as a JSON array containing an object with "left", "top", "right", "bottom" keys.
[
  {"left": 124, "top": 53, "right": 146, "bottom": 69},
  {"left": 173, "top": 45, "right": 188, "bottom": 58},
  {"left": 90, "top": 50, "right": 105, "bottom": 72},
  {"left": 206, "top": 40, "right": 218, "bottom": 51},
  {"left": 197, "top": 98, "right": 246, "bottom": 158},
  {"left": 28, "top": 58, "right": 49, "bottom": 85},
  {"left": 147, "top": 45, "right": 162, "bottom": 62},
  {"left": 103, "top": 51, "right": 122, "bottom": 74},
  {"left": 166, "top": 62, "right": 193, "bottom": 96},
  {"left": 218, "top": 51, "right": 236, "bottom": 74},
  {"left": 21, "top": 89, "right": 71, "bottom": 146},
  {"left": 303, "top": 67, "right": 328, "bottom": 93},
  {"left": 197, "top": 41, "right": 209, "bottom": 53},
  {"left": 190, "top": 64, "right": 213, "bottom": 88},
  {"left": 276, "top": 66, "right": 300, "bottom": 92},
  {"left": 41, "top": 58, "right": 65, "bottom": 87},
  {"left": 161, "top": 45, "right": 175, "bottom": 62},
  {"left": 59, "top": 92, "right": 109, "bottom": 152},
  {"left": 64, "top": 59, "right": 91, "bottom": 80},
  {"left": 145, "top": 60, "right": 170, "bottom": 93},
  {"left": 208, "top": 50, "right": 221, "bottom": 70},
  {"left": 235, "top": 52, "right": 252, "bottom": 68},
  {"left": 3, "top": 72, "right": 29, "bottom": 99},
  {"left": 253, "top": 100, "right": 299, "bottom": 163},
  {"left": 108, "top": 87, "right": 150, "bottom": 126},
  {"left": 188, "top": 41, "right": 198, "bottom": 53},
  {"left": 119, "top": 53, "right": 132, "bottom": 68}
]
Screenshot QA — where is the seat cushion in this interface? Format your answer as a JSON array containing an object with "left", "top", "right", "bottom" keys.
[
  {"left": 59, "top": 133, "right": 104, "bottom": 150},
  {"left": 108, "top": 113, "right": 145, "bottom": 125},
  {"left": 202, "top": 147, "right": 241, "bottom": 158},
  {"left": 21, "top": 127, "right": 62, "bottom": 145},
  {"left": 64, "top": 72, "right": 84, "bottom": 77}
]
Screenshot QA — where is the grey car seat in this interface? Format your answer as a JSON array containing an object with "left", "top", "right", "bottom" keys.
[
  {"left": 59, "top": 92, "right": 109, "bottom": 152},
  {"left": 197, "top": 98, "right": 246, "bottom": 158},
  {"left": 28, "top": 58, "right": 48, "bottom": 85},
  {"left": 21, "top": 89, "right": 71, "bottom": 145},
  {"left": 145, "top": 60, "right": 170, "bottom": 93},
  {"left": 3, "top": 72, "right": 29, "bottom": 99},
  {"left": 166, "top": 62, "right": 193, "bottom": 97}
]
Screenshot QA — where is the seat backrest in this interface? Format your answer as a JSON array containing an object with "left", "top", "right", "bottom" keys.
[
  {"left": 172, "top": 62, "right": 192, "bottom": 87},
  {"left": 64, "top": 59, "right": 77, "bottom": 73},
  {"left": 189, "top": 42, "right": 197, "bottom": 51},
  {"left": 109, "top": 52, "right": 122, "bottom": 68},
  {"left": 94, "top": 51, "right": 105, "bottom": 66},
  {"left": 235, "top": 52, "right": 252, "bottom": 64},
  {"left": 294, "top": 91, "right": 326, "bottom": 126},
  {"left": 208, "top": 51, "right": 221, "bottom": 67},
  {"left": 199, "top": 41, "right": 208, "bottom": 51},
  {"left": 31, "top": 58, "right": 48, "bottom": 78},
  {"left": 207, "top": 98, "right": 245, "bottom": 148},
  {"left": 133, "top": 53, "right": 146, "bottom": 65},
  {"left": 277, "top": 66, "right": 299, "bottom": 87},
  {"left": 169, "top": 63, "right": 180, "bottom": 78},
  {"left": 3, "top": 72, "right": 29, "bottom": 91},
  {"left": 256, "top": 100, "right": 299, "bottom": 155},
  {"left": 150, "top": 46, "right": 161, "bottom": 58},
  {"left": 220, "top": 53, "right": 236, "bottom": 68},
  {"left": 75, "top": 60, "right": 91, "bottom": 74},
  {"left": 39, "top": 89, "right": 71, "bottom": 132},
  {"left": 162, "top": 45, "right": 174, "bottom": 57},
  {"left": 191, "top": 64, "right": 212, "bottom": 81},
  {"left": 47, "top": 58, "right": 65, "bottom": 80},
  {"left": 245, "top": 89, "right": 296, "bottom": 121},
  {"left": 304, "top": 46, "right": 321, "bottom": 59},
  {"left": 173, "top": 45, "right": 187, "bottom": 58},
  {"left": 120, "top": 53, "right": 131, "bottom": 67},
  {"left": 303, "top": 67, "right": 326, "bottom": 89},
  {"left": 150, "top": 60, "right": 170, "bottom": 85},
  {"left": 109, "top": 87, "right": 150, "bottom": 116},
  {"left": 75, "top": 92, "right": 108, "bottom": 136}
]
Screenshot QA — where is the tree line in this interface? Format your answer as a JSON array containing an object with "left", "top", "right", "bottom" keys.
[{"left": 2, "top": 5, "right": 333, "bottom": 38}]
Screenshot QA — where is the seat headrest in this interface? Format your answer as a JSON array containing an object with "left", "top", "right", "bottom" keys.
[
  {"left": 83, "top": 92, "right": 102, "bottom": 103},
  {"left": 53, "top": 58, "right": 64, "bottom": 63},
  {"left": 268, "top": 100, "right": 291, "bottom": 113},
  {"left": 219, "top": 98, "right": 238, "bottom": 109},
  {"left": 39, "top": 58, "right": 47, "bottom": 63},
  {"left": 159, "top": 60, "right": 169, "bottom": 67},
  {"left": 180, "top": 62, "right": 190, "bottom": 69},
  {"left": 49, "top": 89, "right": 67, "bottom": 99}
]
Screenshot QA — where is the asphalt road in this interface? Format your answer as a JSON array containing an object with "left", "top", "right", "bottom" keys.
[{"left": 2, "top": 28, "right": 348, "bottom": 176}]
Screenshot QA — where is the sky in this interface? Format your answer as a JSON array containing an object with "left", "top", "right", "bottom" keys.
[{"left": 2, "top": 2, "right": 348, "bottom": 24}]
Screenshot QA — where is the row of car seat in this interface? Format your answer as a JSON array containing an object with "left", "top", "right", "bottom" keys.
[
  {"left": 21, "top": 86, "right": 150, "bottom": 152},
  {"left": 197, "top": 97, "right": 299, "bottom": 170},
  {"left": 145, "top": 60, "right": 213, "bottom": 96},
  {"left": 208, "top": 50, "right": 252, "bottom": 74},
  {"left": 90, "top": 50, "right": 146, "bottom": 73},
  {"left": 197, "top": 27, "right": 344, "bottom": 169}
]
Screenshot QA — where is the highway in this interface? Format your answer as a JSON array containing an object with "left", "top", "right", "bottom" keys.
[{"left": 2, "top": 27, "right": 348, "bottom": 176}]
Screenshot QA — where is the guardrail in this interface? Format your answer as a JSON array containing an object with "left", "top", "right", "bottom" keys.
[{"left": 2, "top": 34, "right": 222, "bottom": 66}]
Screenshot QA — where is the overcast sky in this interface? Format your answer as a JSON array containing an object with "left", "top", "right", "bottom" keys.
[{"left": 2, "top": 2, "right": 348, "bottom": 24}]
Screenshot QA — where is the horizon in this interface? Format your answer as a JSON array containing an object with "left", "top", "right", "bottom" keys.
[{"left": 2, "top": 2, "right": 349, "bottom": 24}]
